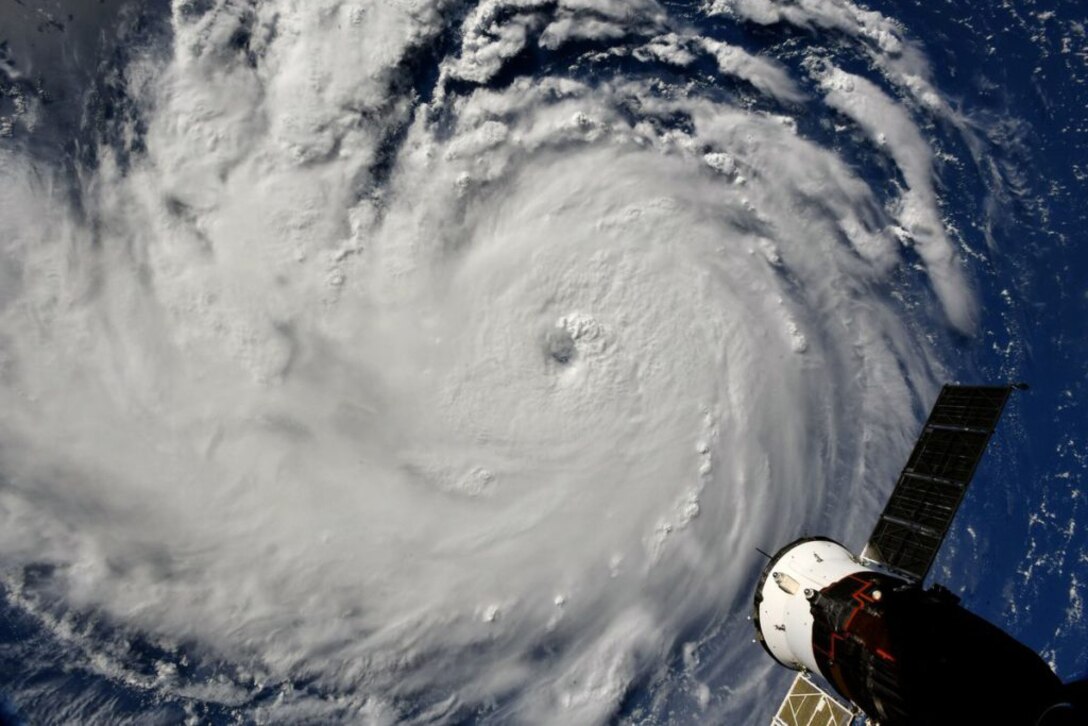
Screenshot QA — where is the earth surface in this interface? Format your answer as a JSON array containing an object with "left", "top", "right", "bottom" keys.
[{"left": 0, "top": 1, "right": 1085, "bottom": 724}]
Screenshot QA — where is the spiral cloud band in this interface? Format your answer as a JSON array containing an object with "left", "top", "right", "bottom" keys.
[{"left": 0, "top": 0, "right": 982, "bottom": 722}]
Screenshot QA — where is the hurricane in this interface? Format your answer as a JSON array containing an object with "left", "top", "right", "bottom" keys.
[{"left": 0, "top": 0, "right": 1060, "bottom": 723}]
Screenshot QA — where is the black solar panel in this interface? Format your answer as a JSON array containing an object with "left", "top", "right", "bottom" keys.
[
  {"left": 861, "top": 385, "right": 1018, "bottom": 582},
  {"left": 902, "top": 428, "right": 990, "bottom": 484},
  {"left": 924, "top": 386, "right": 1012, "bottom": 431}
]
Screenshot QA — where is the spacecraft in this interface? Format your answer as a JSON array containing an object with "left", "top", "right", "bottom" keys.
[{"left": 752, "top": 385, "right": 1088, "bottom": 725}]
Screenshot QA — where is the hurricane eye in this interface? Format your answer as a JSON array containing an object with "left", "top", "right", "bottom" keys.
[{"left": 545, "top": 327, "right": 576, "bottom": 365}]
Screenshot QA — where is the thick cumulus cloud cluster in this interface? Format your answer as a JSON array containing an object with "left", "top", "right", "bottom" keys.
[{"left": 1, "top": 0, "right": 977, "bottom": 722}]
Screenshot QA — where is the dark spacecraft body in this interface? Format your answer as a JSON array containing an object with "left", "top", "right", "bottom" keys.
[{"left": 753, "top": 385, "right": 1088, "bottom": 725}]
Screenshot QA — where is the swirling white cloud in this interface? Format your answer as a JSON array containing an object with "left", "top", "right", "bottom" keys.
[{"left": 0, "top": 0, "right": 982, "bottom": 722}]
